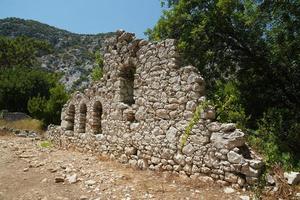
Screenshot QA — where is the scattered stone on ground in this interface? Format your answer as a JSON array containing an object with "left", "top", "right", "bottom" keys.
[
  {"left": 224, "top": 187, "right": 235, "bottom": 194},
  {"left": 239, "top": 195, "right": 250, "bottom": 200},
  {"left": 0, "top": 134, "right": 254, "bottom": 200},
  {"left": 284, "top": 171, "right": 300, "bottom": 185}
]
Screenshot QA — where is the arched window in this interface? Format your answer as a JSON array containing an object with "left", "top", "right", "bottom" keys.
[
  {"left": 119, "top": 65, "right": 135, "bottom": 105},
  {"left": 78, "top": 104, "right": 87, "bottom": 133},
  {"left": 66, "top": 104, "right": 75, "bottom": 131},
  {"left": 91, "top": 101, "right": 102, "bottom": 134}
]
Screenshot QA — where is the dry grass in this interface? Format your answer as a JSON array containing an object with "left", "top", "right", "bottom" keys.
[
  {"left": 272, "top": 165, "right": 294, "bottom": 199},
  {"left": 0, "top": 130, "right": 14, "bottom": 137},
  {"left": 0, "top": 118, "right": 44, "bottom": 133},
  {"left": 263, "top": 164, "right": 295, "bottom": 200}
]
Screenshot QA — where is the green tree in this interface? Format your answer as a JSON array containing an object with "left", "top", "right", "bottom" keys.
[
  {"left": 0, "top": 67, "right": 56, "bottom": 112},
  {"left": 0, "top": 36, "right": 52, "bottom": 69},
  {"left": 213, "top": 81, "right": 249, "bottom": 129},
  {"left": 27, "top": 95, "right": 47, "bottom": 120},
  {"left": 0, "top": 36, "right": 68, "bottom": 125},
  {"left": 149, "top": 0, "right": 300, "bottom": 168},
  {"left": 28, "top": 84, "right": 69, "bottom": 125},
  {"left": 147, "top": 0, "right": 266, "bottom": 91}
]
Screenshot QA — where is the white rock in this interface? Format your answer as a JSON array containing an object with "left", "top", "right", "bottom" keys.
[
  {"left": 227, "top": 151, "right": 244, "bottom": 164},
  {"left": 207, "top": 122, "right": 221, "bottom": 132},
  {"left": 189, "top": 135, "right": 209, "bottom": 145},
  {"left": 79, "top": 196, "right": 89, "bottom": 200},
  {"left": 150, "top": 157, "right": 160, "bottom": 165},
  {"left": 119, "top": 154, "right": 128, "bottom": 163},
  {"left": 41, "top": 178, "right": 48, "bottom": 183},
  {"left": 239, "top": 195, "right": 250, "bottom": 200},
  {"left": 85, "top": 180, "right": 96, "bottom": 186},
  {"left": 241, "top": 164, "right": 260, "bottom": 177},
  {"left": 129, "top": 159, "right": 137, "bottom": 167},
  {"left": 284, "top": 171, "right": 300, "bottom": 185},
  {"left": 211, "top": 130, "right": 245, "bottom": 149},
  {"left": 249, "top": 159, "right": 264, "bottom": 169},
  {"left": 224, "top": 172, "right": 238, "bottom": 183},
  {"left": 66, "top": 174, "right": 77, "bottom": 184},
  {"left": 266, "top": 174, "right": 275, "bottom": 185},
  {"left": 124, "top": 147, "right": 137, "bottom": 156},
  {"left": 174, "top": 153, "right": 185, "bottom": 166},
  {"left": 220, "top": 123, "right": 236, "bottom": 132},
  {"left": 198, "top": 176, "right": 214, "bottom": 183},
  {"left": 137, "top": 159, "right": 147, "bottom": 169},
  {"left": 166, "top": 127, "right": 177, "bottom": 143},
  {"left": 182, "top": 143, "right": 195, "bottom": 156},
  {"left": 186, "top": 101, "right": 196, "bottom": 111},
  {"left": 223, "top": 187, "right": 235, "bottom": 194}
]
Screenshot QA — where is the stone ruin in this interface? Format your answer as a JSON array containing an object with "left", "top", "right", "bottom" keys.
[{"left": 47, "top": 30, "right": 264, "bottom": 187}]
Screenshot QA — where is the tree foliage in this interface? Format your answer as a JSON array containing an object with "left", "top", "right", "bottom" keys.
[
  {"left": 147, "top": 0, "right": 266, "bottom": 90},
  {"left": 0, "top": 67, "right": 56, "bottom": 112},
  {"left": 148, "top": 0, "right": 300, "bottom": 168},
  {"left": 0, "top": 36, "right": 52, "bottom": 69},
  {"left": 0, "top": 36, "right": 68, "bottom": 125},
  {"left": 28, "top": 84, "right": 69, "bottom": 125},
  {"left": 212, "top": 81, "right": 249, "bottom": 129}
]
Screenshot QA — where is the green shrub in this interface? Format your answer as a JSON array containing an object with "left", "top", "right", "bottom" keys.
[
  {"left": 91, "top": 66, "right": 103, "bottom": 81},
  {"left": 212, "top": 80, "right": 249, "bottom": 129},
  {"left": 248, "top": 108, "right": 300, "bottom": 170},
  {"left": 91, "top": 51, "right": 103, "bottom": 81},
  {"left": 0, "top": 67, "right": 57, "bottom": 112},
  {"left": 28, "top": 84, "right": 69, "bottom": 125}
]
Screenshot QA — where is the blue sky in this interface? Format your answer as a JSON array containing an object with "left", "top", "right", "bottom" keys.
[{"left": 0, "top": 0, "right": 164, "bottom": 38}]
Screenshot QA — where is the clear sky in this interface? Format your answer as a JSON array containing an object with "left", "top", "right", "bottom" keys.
[{"left": 0, "top": 0, "right": 164, "bottom": 38}]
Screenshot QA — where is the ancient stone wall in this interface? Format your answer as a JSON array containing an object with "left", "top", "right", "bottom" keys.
[{"left": 47, "top": 30, "right": 263, "bottom": 187}]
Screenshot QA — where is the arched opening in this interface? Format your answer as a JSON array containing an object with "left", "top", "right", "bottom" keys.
[
  {"left": 92, "top": 101, "right": 102, "bottom": 134},
  {"left": 119, "top": 65, "right": 135, "bottom": 105},
  {"left": 78, "top": 104, "right": 87, "bottom": 133},
  {"left": 66, "top": 104, "right": 75, "bottom": 131}
]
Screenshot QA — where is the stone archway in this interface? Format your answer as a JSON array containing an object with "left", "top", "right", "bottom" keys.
[
  {"left": 65, "top": 104, "right": 75, "bottom": 131},
  {"left": 78, "top": 103, "right": 87, "bottom": 133},
  {"left": 91, "top": 101, "right": 102, "bottom": 134}
]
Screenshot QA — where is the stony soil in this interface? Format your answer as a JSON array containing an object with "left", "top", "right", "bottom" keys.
[{"left": 0, "top": 134, "right": 252, "bottom": 200}]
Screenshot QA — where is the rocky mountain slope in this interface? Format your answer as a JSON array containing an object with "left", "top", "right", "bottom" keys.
[{"left": 0, "top": 17, "right": 114, "bottom": 91}]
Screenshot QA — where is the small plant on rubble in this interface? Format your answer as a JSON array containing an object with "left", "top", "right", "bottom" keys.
[
  {"left": 91, "top": 50, "right": 104, "bottom": 81},
  {"left": 181, "top": 100, "right": 211, "bottom": 149},
  {"left": 39, "top": 140, "right": 53, "bottom": 148}
]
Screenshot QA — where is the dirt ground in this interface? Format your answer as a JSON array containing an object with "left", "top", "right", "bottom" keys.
[{"left": 0, "top": 134, "right": 253, "bottom": 200}]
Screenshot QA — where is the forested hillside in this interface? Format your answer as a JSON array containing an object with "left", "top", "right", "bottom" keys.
[
  {"left": 0, "top": 17, "right": 113, "bottom": 90},
  {"left": 0, "top": 18, "right": 108, "bottom": 125}
]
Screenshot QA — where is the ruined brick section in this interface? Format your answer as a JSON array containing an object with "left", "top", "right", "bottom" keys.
[{"left": 47, "top": 30, "right": 263, "bottom": 187}]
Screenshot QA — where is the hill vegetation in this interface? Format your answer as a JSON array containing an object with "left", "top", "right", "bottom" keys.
[{"left": 0, "top": 17, "right": 113, "bottom": 90}]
